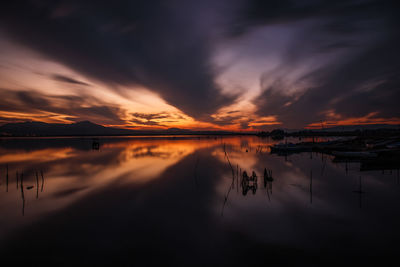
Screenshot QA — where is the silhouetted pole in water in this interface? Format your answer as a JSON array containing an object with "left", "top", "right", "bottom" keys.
[
  {"left": 36, "top": 171, "right": 39, "bottom": 199},
  {"left": 20, "top": 173, "right": 25, "bottom": 216},
  {"left": 40, "top": 170, "right": 44, "bottom": 192},
  {"left": 264, "top": 168, "right": 271, "bottom": 201},
  {"left": 221, "top": 144, "right": 237, "bottom": 216},
  {"left": 263, "top": 168, "right": 273, "bottom": 201},
  {"left": 16, "top": 171, "right": 18, "bottom": 189},
  {"left": 236, "top": 164, "right": 239, "bottom": 193},
  {"left": 223, "top": 143, "right": 235, "bottom": 180},
  {"left": 266, "top": 182, "right": 271, "bottom": 201}
]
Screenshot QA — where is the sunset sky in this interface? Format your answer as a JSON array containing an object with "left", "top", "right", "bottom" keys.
[{"left": 0, "top": 0, "right": 399, "bottom": 131}]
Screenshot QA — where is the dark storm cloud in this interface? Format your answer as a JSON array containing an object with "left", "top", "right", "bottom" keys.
[
  {"left": 130, "top": 112, "right": 182, "bottom": 127},
  {"left": 240, "top": 0, "right": 396, "bottom": 28},
  {"left": 51, "top": 74, "right": 90, "bottom": 86},
  {"left": 131, "top": 113, "right": 170, "bottom": 121},
  {"left": 0, "top": 88, "right": 125, "bottom": 124},
  {"left": 0, "top": 0, "right": 398, "bottom": 128},
  {"left": 212, "top": 115, "right": 243, "bottom": 126},
  {"left": 243, "top": 0, "right": 400, "bottom": 127},
  {"left": 0, "top": 0, "right": 237, "bottom": 120},
  {"left": 130, "top": 118, "right": 164, "bottom": 127}
]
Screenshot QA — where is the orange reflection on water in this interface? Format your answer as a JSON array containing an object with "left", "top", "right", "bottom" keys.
[
  {"left": 0, "top": 137, "right": 233, "bottom": 235},
  {"left": 0, "top": 147, "right": 75, "bottom": 163}
]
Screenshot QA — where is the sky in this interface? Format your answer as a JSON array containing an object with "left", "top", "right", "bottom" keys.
[{"left": 0, "top": 0, "right": 399, "bottom": 131}]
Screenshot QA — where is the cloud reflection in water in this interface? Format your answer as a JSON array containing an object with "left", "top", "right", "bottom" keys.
[{"left": 0, "top": 136, "right": 399, "bottom": 265}]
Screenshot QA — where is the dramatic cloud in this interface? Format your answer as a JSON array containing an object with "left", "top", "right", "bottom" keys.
[
  {"left": 0, "top": 0, "right": 398, "bottom": 129},
  {"left": 241, "top": 0, "right": 400, "bottom": 127},
  {"left": 130, "top": 112, "right": 184, "bottom": 127},
  {"left": 0, "top": 88, "right": 125, "bottom": 125},
  {"left": 0, "top": 0, "right": 237, "bottom": 120}
]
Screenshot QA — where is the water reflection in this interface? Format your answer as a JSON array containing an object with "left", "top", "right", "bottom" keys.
[
  {"left": 0, "top": 137, "right": 218, "bottom": 224},
  {"left": 0, "top": 136, "right": 399, "bottom": 265}
]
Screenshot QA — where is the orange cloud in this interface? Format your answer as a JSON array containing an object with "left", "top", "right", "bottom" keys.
[{"left": 306, "top": 112, "right": 400, "bottom": 129}]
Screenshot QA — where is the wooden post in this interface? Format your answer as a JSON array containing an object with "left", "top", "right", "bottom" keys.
[
  {"left": 41, "top": 170, "right": 44, "bottom": 192},
  {"left": 20, "top": 173, "right": 25, "bottom": 216},
  {"left": 36, "top": 171, "right": 39, "bottom": 199}
]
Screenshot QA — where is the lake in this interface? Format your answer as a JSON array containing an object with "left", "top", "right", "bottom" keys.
[{"left": 0, "top": 136, "right": 399, "bottom": 266}]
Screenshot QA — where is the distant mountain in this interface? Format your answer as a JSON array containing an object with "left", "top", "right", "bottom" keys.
[
  {"left": 0, "top": 121, "right": 241, "bottom": 137},
  {"left": 165, "top": 127, "right": 192, "bottom": 134},
  {"left": 0, "top": 121, "right": 134, "bottom": 136}
]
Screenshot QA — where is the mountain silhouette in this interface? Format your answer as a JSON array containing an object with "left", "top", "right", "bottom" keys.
[
  {"left": 0, "top": 121, "right": 136, "bottom": 136},
  {"left": 0, "top": 121, "right": 239, "bottom": 137}
]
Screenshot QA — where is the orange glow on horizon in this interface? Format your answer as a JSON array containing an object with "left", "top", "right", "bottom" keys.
[
  {"left": 0, "top": 38, "right": 398, "bottom": 131},
  {"left": 306, "top": 112, "right": 400, "bottom": 129}
]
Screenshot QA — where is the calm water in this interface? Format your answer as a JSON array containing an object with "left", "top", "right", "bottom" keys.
[{"left": 0, "top": 136, "right": 399, "bottom": 266}]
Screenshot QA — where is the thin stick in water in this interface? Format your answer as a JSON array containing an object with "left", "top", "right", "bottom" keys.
[
  {"left": 36, "top": 171, "right": 39, "bottom": 199},
  {"left": 41, "top": 170, "right": 44, "bottom": 192},
  {"left": 20, "top": 173, "right": 25, "bottom": 216}
]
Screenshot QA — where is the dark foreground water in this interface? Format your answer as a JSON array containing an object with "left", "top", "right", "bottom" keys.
[{"left": 0, "top": 136, "right": 399, "bottom": 266}]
